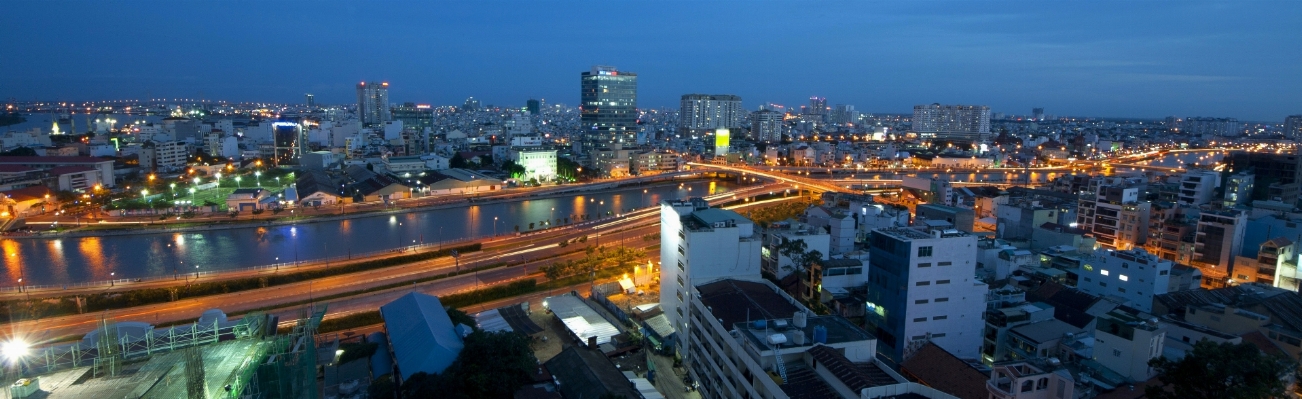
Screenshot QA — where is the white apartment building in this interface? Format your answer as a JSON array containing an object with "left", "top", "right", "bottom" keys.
[
  {"left": 686, "top": 278, "right": 947, "bottom": 399},
  {"left": 660, "top": 198, "right": 763, "bottom": 331},
  {"left": 139, "top": 140, "right": 188, "bottom": 172},
  {"left": 911, "top": 103, "right": 991, "bottom": 143},
  {"left": 1075, "top": 248, "right": 1173, "bottom": 313},
  {"left": 763, "top": 220, "right": 831, "bottom": 279},
  {"left": 750, "top": 109, "right": 785, "bottom": 142},
  {"left": 1177, "top": 170, "right": 1220, "bottom": 207},
  {"left": 866, "top": 226, "right": 989, "bottom": 361},
  {"left": 679, "top": 94, "right": 744, "bottom": 133},
  {"left": 1094, "top": 308, "right": 1165, "bottom": 382}
]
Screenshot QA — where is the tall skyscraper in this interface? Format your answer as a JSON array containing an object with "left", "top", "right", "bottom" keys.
[
  {"left": 526, "top": 98, "right": 541, "bottom": 116},
  {"left": 305, "top": 93, "right": 315, "bottom": 108},
  {"left": 678, "top": 94, "right": 743, "bottom": 134},
  {"left": 1032, "top": 107, "right": 1044, "bottom": 121},
  {"left": 1285, "top": 115, "right": 1302, "bottom": 138},
  {"left": 749, "top": 109, "right": 784, "bottom": 142},
  {"left": 831, "top": 104, "right": 858, "bottom": 125},
  {"left": 355, "top": 82, "right": 390, "bottom": 127},
  {"left": 580, "top": 65, "right": 637, "bottom": 154},
  {"left": 911, "top": 103, "right": 991, "bottom": 142},
  {"left": 807, "top": 96, "right": 827, "bottom": 115},
  {"left": 463, "top": 97, "right": 480, "bottom": 112}
]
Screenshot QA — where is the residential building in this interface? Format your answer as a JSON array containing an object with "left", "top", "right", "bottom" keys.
[
  {"left": 1192, "top": 209, "right": 1247, "bottom": 287},
  {"left": 580, "top": 66, "right": 637, "bottom": 154},
  {"left": 982, "top": 299, "right": 1055, "bottom": 364},
  {"left": 1285, "top": 115, "right": 1302, "bottom": 138},
  {"left": 1093, "top": 308, "right": 1165, "bottom": 383},
  {"left": 830, "top": 104, "right": 859, "bottom": 125},
  {"left": 762, "top": 220, "right": 831, "bottom": 279},
  {"left": 356, "top": 81, "right": 391, "bottom": 127},
  {"left": 1177, "top": 170, "right": 1220, "bottom": 207},
  {"left": 271, "top": 119, "right": 304, "bottom": 166},
  {"left": 749, "top": 109, "right": 784, "bottom": 142},
  {"left": 808, "top": 96, "right": 828, "bottom": 116},
  {"left": 630, "top": 150, "right": 679, "bottom": 176},
  {"left": 1227, "top": 152, "right": 1301, "bottom": 201},
  {"left": 911, "top": 103, "right": 991, "bottom": 143},
  {"left": 916, "top": 203, "right": 975, "bottom": 233},
  {"left": 659, "top": 198, "right": 763, "bottom": 331},
  {"left": 1231, "top": 237, "right": 1296, "bottom": 289},
  {"left": 138, "top": 140, "right": 188, "bottom": 172},
  {"left": 685, "top": 278, "right": 922, "bottom": 399},
  {"left": 526, "top": 98, "right": 541, "bottom": 116},
  {"left": 1180, "top": 117, "right": 1241, "bottom": 137},
  {"left": 679, "top": 94, "right": 743, "bottom": 134},
  {"left": 1076, "top": 178, "right": 1150, "bottom": 250},
  {"left": 985, "top": 360, "right": 1076, "bottom": 399},
  {"left": 866, "top": 225, "right": 989, "bottom": 361},
  {"left": 1074, "top": 249, "right": 1173, "bottom": 313},
  {"left": 1222, "top": 171, "right": 1254, "bottom": 208}
]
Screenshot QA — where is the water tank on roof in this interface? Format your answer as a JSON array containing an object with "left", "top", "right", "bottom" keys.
[
  {"left": 813, "top": 325, "right": 828, "bottom": 344},
  {"left": 767, "top": 333, "right": 787, "bottom": 346},
  {"left": 774, "top": 319, "right": 789, "bottom": 329},
  {"left": 794, "top": 312, "right": 808, "bottom": 328},
  {"left": 792, "top": 330, "right": 806, "bottom": 345},
  {"left": 753, "top": 319, "right": 767, "bottom": 329}
]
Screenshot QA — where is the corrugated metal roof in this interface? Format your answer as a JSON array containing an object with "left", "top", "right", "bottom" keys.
[
  {"left": 544, "top": 295, "right": 620, "bottom": 346},
  {"left": 379, "top": 292, "right": 464, "bottom": 381},
  {"left": 474, "top": 308, "right": 513, "bottom": 333}
]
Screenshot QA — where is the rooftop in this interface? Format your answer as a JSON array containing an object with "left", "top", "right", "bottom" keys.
[
  {"left": 735, "top": 315, "right": 874, "bottom": 351},
  {"left": 696, "top": 279, "right": 802, "bottom": 327}
]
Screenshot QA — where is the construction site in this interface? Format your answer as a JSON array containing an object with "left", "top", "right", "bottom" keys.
[{"left": 1, "top": 306, "right": 326, "bottom": 399}]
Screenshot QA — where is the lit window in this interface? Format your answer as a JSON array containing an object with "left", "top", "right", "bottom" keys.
[
  {"left": 1119, "top": 275, "right": 1129, "bottom": 281},
  {"left": 1101, "top": 269, "right": 1110, "bottom": 276}
]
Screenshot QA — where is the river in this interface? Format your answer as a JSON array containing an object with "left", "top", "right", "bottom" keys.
[{"left": 1, "top": 180, "right": 738, "bottom": 286}]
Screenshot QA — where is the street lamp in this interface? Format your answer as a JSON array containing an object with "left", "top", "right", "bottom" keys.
[
  {"left": 235, "top": 176, "right": 242, "bottom": 188},
  {"left": 255, "top": 171, "right": 262, "bottom": 186},
  {"left": 494, "top": 216, "right": 499, "bottom": 236}
]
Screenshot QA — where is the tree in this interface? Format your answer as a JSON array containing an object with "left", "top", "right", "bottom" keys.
[
  {"left": 450, "top": 153, "right": 468, "bottom": 169},
  {"left": 0, "top": 147, "right": 36, "bottom": 156},
  {"left": 399, "top": 330, "right": 538, "bottom": 399},
  {"left": 1146, "top": 340, "right": 1294, "bottom": 399}
]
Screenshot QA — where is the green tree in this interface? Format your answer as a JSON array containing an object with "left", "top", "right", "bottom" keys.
[
  {"left": 399, "top": 330, "right": 538, "bottom": 399},
  {"left": 450, "top": 153, "right": 468, "bottom": 169},
  {"left": 1146, "top": 340, "right": 1294, "bottom": 399}
]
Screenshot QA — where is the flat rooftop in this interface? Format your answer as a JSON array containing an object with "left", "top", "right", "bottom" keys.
[
  {"left": 28, "top": 338, "right": 264, "bottom": 398},
  {"left": 736, "top": 316, "right": 874, "bottom": 351},
  {"left": 697, "top": 279, "right": 801, "bottom": 327}
]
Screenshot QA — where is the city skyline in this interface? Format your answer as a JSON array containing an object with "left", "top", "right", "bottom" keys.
[{"left": 2, "top": 1, "right": 1300, "bottom": 121}]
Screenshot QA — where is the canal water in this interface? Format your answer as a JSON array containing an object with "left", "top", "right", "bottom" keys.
[{"left": 0, "top": 180, "right": 737, "bottom": 286}]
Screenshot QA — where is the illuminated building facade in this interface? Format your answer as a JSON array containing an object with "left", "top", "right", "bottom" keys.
[
  {"left": 678, "top": 94, "right": 742, "bottom": 134},
  {"left": 911, "top": 103, "right": 991, "bottom": 143},
  {"left": 580, "top": 66, "right": 637, "bottom": 155},
  {"left": 356, "top": 81, "right": 391, "bottom": 127}
]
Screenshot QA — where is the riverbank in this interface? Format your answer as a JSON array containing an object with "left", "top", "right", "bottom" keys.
[{"left": 6, "top": 174, "right": 716, "bottom": 239}]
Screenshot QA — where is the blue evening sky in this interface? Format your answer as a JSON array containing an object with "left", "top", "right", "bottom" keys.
[{"left": 2, "top": 1, "right": 1299, "bottom": 121}]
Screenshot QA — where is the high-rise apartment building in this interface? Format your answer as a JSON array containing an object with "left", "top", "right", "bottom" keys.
[
  {"left": 1032, "top": 107, "right": 1044, "bottom": 121},
  {"left": 391, "top": 103, "right": 434, "bottom": 131},
  {"left": 463, "top": 97, "right": 480, "bottom": 112},
  {"left": 749, "top": 110, "right": 784, "bottom": 142},
  {"left": 831, "top": 104, "right": 859, "bottom": 125},
  {"left": 678, "top": 94, "right": 743, "bottom": 134},
  {"left": 355, "top": 82, "right": 390, "bottom": 127},
  {"left": 807, "top": 96, "right": 827, "bottom": 115},
  {"left": 1285, "top": 115, "right": 1302, "bottom": 138},
  {"left": 659, "top": 198, "right": 762, "bottom": 331},
  {"left": 305, "top": 93, "right": 315, "bottom": 108},
  {"left": 1181, "top": 117, "right": 1242, "bottom": 137},
  {"left": 911, "top": 103, "right": 991, "bottom": 142},
  {"left": 865, "top": 225, "right": 988, "bottom": 361},
  {"left": 271, "top": 118, "right": 305, "bottom": 165},
  {"left": 1076, "top": 178, "right": 1151, "bottom": 250},
  {"left": 580, "top": 65, "right": 638, "bottom": 154}
]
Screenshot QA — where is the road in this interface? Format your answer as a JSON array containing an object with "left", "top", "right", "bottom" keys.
[{"left": 2, "top": 183, "right": 790, "bottom": 343}]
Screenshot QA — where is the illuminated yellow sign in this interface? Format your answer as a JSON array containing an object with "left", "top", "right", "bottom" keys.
[{"left": 715, "top": 128, "right": 730, "bottom": 156}]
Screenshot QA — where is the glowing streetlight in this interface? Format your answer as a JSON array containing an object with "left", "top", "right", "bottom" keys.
[{"left": 2, "top": 340, "right": 30, "bottom": 360}]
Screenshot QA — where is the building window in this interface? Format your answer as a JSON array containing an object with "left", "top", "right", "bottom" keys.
[
  {"left": 1100, "top": 282, "right": 1108, "bottom": 287},
  {"left": 1084, "top": 264, "right": 1094, "bottom": 272},
  {"left": 932, "top": 333, "right": 946, "bottom": 338},
  {"left": 935, "top": 297, "right": 949, "bottom": 303},
  {"left": 918, "top": 246, "right": 933, "bottom": 257},
  {"left": 914, "top": 318, "right": 927, "bottom": 323},
  {"left": 1084, "top": 277, "right": 1092, "bottom": 282},
  {"left": 1113, "top": 349, "right": 1122, "bottom": 357},
  {"left": 1160, "top": 270, "right": 1169, "bottom": 275},
  {"left": 938, "top": 261, "right": 952, "bottom": 266},
  {"left": 1101, "top": 269, "right": 1110, "bottom": 276},
  {"left": 1118, "top": 287, "right": 1127, "bottom": 293},
  {"left": 1120, "top": 275, "right": 1129, "bottom": 281},
  {"left": 933, "top": 315, "right": 947, "bottom": 320},
  {"left": 917, "top": 263, "right": 932, "bottom": 268},
  {"left": 936, "top": 279, "right": 950, "bottom": 285},
  {"left": 916, "top": 281, "right": 931, "bottom": 286},
  {"left": 1123, "top": 262, "right": 1130, "bottom": 269},
  {"left": 915, "top": 299, "right": 929, "bottom": 304}
]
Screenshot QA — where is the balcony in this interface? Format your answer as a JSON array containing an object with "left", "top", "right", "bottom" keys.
[{"left": 987, "top": 379, "right": 1016, "bottom": 399}]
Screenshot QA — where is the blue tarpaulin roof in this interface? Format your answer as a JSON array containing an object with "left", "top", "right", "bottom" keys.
[{"left": 380, "top": 292, "right": 464, "bottom": 381}]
